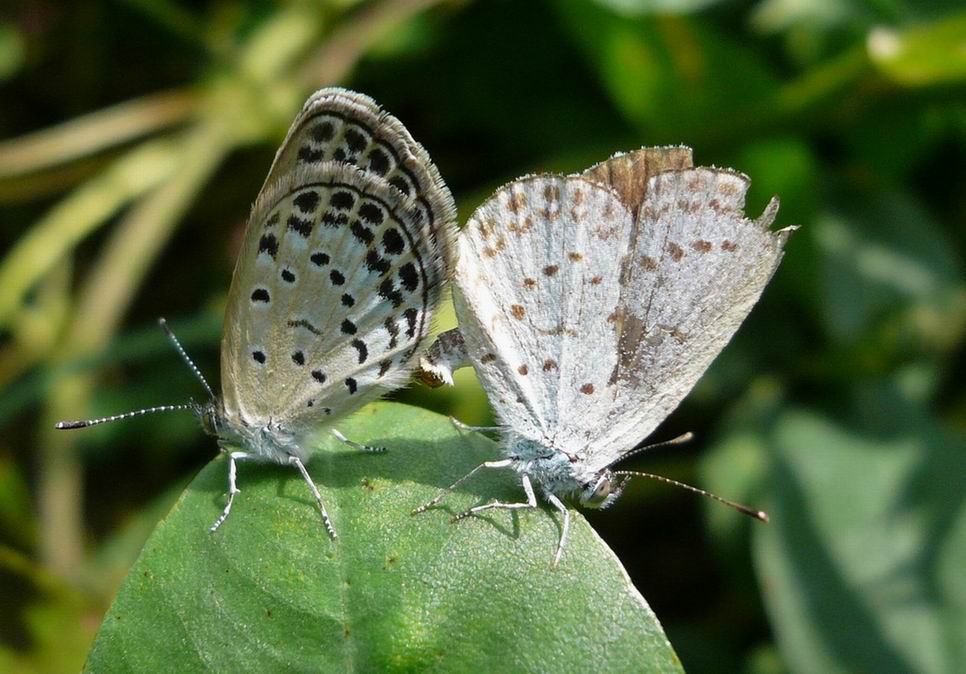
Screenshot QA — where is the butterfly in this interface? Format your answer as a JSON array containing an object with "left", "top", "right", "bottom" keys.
[
  {"left": 58, "top": 88, "right": 456, "bottom": 538},
  {"left": 415, "top": 146, "right": 794, "bottom": 565}
]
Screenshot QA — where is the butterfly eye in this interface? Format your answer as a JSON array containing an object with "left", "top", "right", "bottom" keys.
[
  {"left": 580, "top": 474, "right": 614, "bottom": 508},
  {"left": 200, "top": 407, "right": 220, "bottom": 437}
]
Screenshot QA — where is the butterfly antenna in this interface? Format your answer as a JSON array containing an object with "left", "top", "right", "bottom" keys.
[
  {"left": 56, "top": 404, "right": 194, "bottom": 430},
  {"left": 158, "top": 317, "right": 215, "bottom": 400},
  {"left": 619, "top": 431, "right": 694, "bottom": 462},
  {"left": 611, "top": 470, "right": 769, "bottom": 523}
]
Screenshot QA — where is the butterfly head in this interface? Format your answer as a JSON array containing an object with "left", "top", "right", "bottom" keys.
[
  {"left": 194, "top": 398, "right": 225, "bottom": 438},
  {"left": 578, "top": 470, "right": 626, "bottom": 510}
]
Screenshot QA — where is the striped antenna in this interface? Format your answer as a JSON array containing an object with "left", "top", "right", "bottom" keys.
[
  {"left": 56, "top": 404, "right": 194, "bottom": 430},
  {"left": 616, "top": 431, "right": 694, "bottom": 462},
  {"left": 612, "top": 469, "right": 769, "bottom": 523},
  {"left": 158, "top": 317, "right": 214, "bottom": 399}
]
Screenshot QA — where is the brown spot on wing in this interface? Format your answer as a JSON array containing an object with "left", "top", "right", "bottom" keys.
[
  {"left": 478, "top": 219, "right": 494, "bottom": 239},
  {"left": 590, "top": 275, "right": 603, "bottom": 285},
  {"left": 543, "top": 184, "right": 560, "bottom": 202},
  {"left": 517, "top": 364, "right": 529, "bottom": 375},
  {"left": 668, "top": 243, "right": 684, "bottom": 262},
  {"left": 523, "top": 277, "right": 537, "bottom": 289},
  {"left": 642, "top": 256, "right": 657, "bottom": 271},
  {"left": 580, "top": 383, "right": 595, "bottom": 395},
  {"left": 543, "top": 359, "right": 557, "bottom": 371},
  {"left": 483, "top": 235, "right": 507, "bottom": 258},
  {"left": 508, "top": 216, "right": 533, "bottom": 236},
  {"left": 722, "top": 240, "right": 738, "bottom": 252},
  {"left": 692, "top": 240, "right": 712, "bottom": 253},
  {"left": 481, "top": 353, "right": 497, "bottom": 364},
  {"left": 510, "top": 304, "right": 526, "bottom": 320},
  {"left": 543, "top": 264, "right": 559, "bottom": 276},
  {"left": 508, "top": 193, "right": 527, "bottom": 213},
  {"left": 568, "top": 252, "right": 583, "bottom": 262}
]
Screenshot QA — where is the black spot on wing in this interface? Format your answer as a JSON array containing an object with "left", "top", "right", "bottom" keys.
[
  {"left": 331, "top": 191, "right": 355, "bottom": 211},
  {"left": 388, "top": 175, "right": 411, "bottom": 195},
  {"left": 367, "top": 148, "right": 390, "bottom": 175},
  {"left": 311, "top": 252, "right": 329, "bottom": 267},
  {"left": 312, "top": 121, "right": 334, "bottom": 142},
  {"left": 252, "top": 350, "right": 266, "bottom": 364},
  {"left": 366, "top": 250, "right": 391, "bottom": 275},
  {"left": 330, "top": 270, "right": 345, "bottom": 285},
  {"left": 378, "top": 360, "right": 391, "bottom": 377},
  {"left": 358, "top": 202, "right": 384, "bottom": 225},
  {"left": 345, "top": 378, "right": 358, "bottom": 394},
  {"left": 288, "top": 319, "right": 322, "bottom": 336},
  {"left": 378, "top": 278, "right": 403, "bottom": 308},
  {"left": 344, "top": 128, "right": 366, "bottom": 154},
  {"left": 298, "top": 147, "right": 324, "bottom": 163},
  {"left": 399, "top": 262, "right": 419, "bottom": 292},
  {"left": 341, "top": 319, "right": 357, "bottom": 335},
  {"left": 321, "top": 211, "right": 349, "bottom": 228},
  {"left": 294, "top": 191, "right": 320, "bottom": 213},
  {"left": 258, "top": 234, "right": 278, "bottom": 259},
  {"left": 382, "top": 228, "right": 404, "bottom": 256},
  {"left": 312, "top": 370, "right": 326, "bottom": 384},
  {"left": 292, "top": 351, "right": 304, "bottom": 366},
  {"left": 251, "top": 288, "right": 270, "bottom": 303},
  {"left": 287, "top": 215, "right": 313, "bottom": 238},
  {"left": 403, "top": 308, "right": 418, "bottom": 338},
  {"left": 351, "top": 339, "right": 368, "bottom": 364},
  {"left": 341, "top": 293, "right": 355, "bottom": 307},
  {"left": 351, "top": 220, "right": 374, "bottom": 245},
  {"left": 281, "top": 269, "right": 296, "bottom": 284},
  {"left": 385, "top": 317, "right": 399, "bottom": 349}
]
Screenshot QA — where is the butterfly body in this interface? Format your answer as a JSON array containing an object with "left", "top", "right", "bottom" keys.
[{"left": 196, "top": 400, "right": 303, "bottom": 463}]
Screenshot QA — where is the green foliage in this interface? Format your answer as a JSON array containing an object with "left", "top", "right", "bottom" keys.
[
  {"left": 756, "top": 407, "right": 966, "bottom": 674},
  {"left": 86, "top": 403, "right": 682, "bottom": 673}
]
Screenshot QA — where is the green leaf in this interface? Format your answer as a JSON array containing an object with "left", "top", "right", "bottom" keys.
[
  {"left": 588, "top": 0, "right": 726, "bottom": 16},
  {"left": 84, "top": 402, "right": 682, "bottom": 673},
  {"left": 755, "top": 407, "right": 966, "bottom": 674}
]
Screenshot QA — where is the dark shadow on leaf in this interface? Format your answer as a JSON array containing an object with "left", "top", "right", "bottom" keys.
[{"left": 772, "top": 451, "right": 914, "bottom": 674}]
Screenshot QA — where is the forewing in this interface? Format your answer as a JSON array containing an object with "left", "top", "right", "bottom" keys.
[
  {"left": 454, "top": 175, "right": 633, "bottom": 450},
  {"left": 221, "top": 88, "right": 455, "bottom": 432},
  {"left": 589, "top": 167, "right": 793, "bottom": 470}
]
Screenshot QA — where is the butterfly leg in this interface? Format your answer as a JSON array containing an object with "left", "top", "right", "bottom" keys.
[
  {"left": 330, "top": 428, "right": 386, "bottom": 454},
  {"left": 411, "top": 459, "right": 514, "bottom": 515},
  {"left": 545, "top": 492, "right": 571, "bottom": 568},
  {"left": 451, "top": 473, "right": 537, "bottom": 522},
  {"left": 288, "top": 456, "right": 338, "bottom": 540},
  {"left": 450, "top": 417, "right": 501, "bottom": 434},
  {"left": 210, "top": 451, "right": 251, "bottom": 533}
]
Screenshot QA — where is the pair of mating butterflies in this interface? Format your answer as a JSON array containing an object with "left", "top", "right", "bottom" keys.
[{"left": 59, "top": 88, "right": 793, "bottom": 565}]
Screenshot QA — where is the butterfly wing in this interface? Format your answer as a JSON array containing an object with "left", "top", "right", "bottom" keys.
[
  {"left": 586, "top": 165, "right": 793, "bottom": 472},
  {"left": 221, "top": 89, "right": 455, "bottom": 434},
  {"left": 262, "top": 87, "right": 455, "bottom": 273},
  {"left": 453, "top": 175, "right": 634, "bottom": 452}
]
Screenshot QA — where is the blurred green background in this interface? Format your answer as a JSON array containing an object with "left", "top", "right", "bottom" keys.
[{"left": 0, "top": 0, "right": 964, "bottom": 672}]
